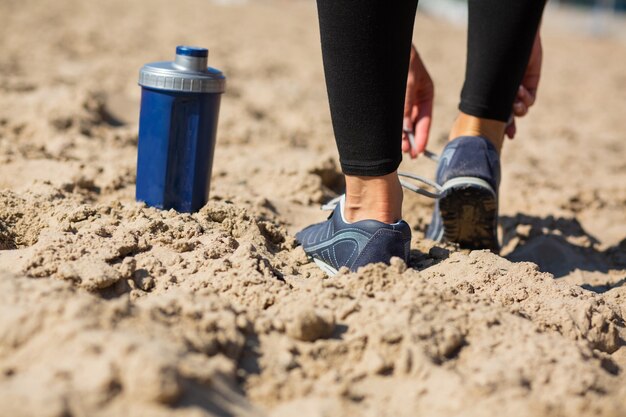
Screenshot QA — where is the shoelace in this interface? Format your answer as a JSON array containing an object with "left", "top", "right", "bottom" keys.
[{"left": 322, "top": 131, "right": 442, "bottom": 211}]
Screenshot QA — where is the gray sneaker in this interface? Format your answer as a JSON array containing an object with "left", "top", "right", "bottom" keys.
[
  {"left": 425, "top": 136, "right": 501, "bottom": 252},
  {"left": 295, "top": 196, "right": 411, "bottom": 275}
]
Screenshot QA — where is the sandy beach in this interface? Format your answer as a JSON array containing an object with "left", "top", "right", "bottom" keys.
[{"left": 0, "top": 0, "right": 625, "bottom": 416}]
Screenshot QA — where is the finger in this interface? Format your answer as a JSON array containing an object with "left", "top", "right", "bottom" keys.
[
  {"left": 402, "top": 134, "right": 410, "bottom": 154},
  {"left": 517, "top": 86, "right": 535, "bottom": 108},
  {"left": 505, "top": 118, "right": 516, "bottom": 139},
  {"left": 402, "top": 117, "right": 417, "bottom": 159},
  {"left": 408, "top": 106, "right": 420, "bottom": 158},
  {"left": 404, "top": 128, "right": 418, "bottom": 159},
  {"left": 403, "top": 88, "right": 415, "bottom": 130},
  {"left": 521, "top": 73, "right": 541, "bottom": 101},
  {"left": 414, "top": 100, "right": 433, "bottom": 156},
  {"left": 403, "top": 116, "right": 413, "bottom": 137},
  {"left": 403, "top": 132, "right": 417, "bottom": 159},
  {"left": 513, "top": 101, "right": 528, "bottom": 117},
  {"left": 402, "top": 130, "right": 418, "bottom": 159},
  {"left": 403, "top": 106, "right": 420, "bottom": 158}
]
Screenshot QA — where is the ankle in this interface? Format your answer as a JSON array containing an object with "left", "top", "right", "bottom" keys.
[
  {"left": 449, "top": 113, "right": 506, "bottom": 154},
  {"left": 344, "top": 172, "right": 403, "bottom": 223}
]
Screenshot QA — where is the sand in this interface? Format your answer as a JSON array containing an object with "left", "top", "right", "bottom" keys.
[{"left": 0, "top": 0, "right": 625, "bottom": 416}]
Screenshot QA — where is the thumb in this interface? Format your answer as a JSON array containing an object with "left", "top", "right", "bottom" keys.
[
  {"left": 403, "top": 96, "right": 414, "bottom": 128},
  {"left": 403, "top": 83, "right": 415, "bottom": 131},
  {"left": 403, "top": 116, "right": 413, "bottom": 133},
  {"left": 505, "top": 118, "right": 516, "bottom": 139}
]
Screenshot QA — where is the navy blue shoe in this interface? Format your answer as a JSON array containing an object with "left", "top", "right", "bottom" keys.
[
  {"left": 296, "top": 196, "right": 411, "bottom": 275},
  {"left": 425, "top": 136, "right": 501, "bottom": 252}
]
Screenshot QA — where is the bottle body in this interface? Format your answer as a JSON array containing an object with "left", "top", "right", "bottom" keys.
[
  {"left": 136, "top": 87, "right": 221, "bottom": 213},
  {"left": 135, "top": 46, "right": 225, "bottom": 213}
]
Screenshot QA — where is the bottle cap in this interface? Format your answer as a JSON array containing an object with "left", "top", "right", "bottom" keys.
[{"left": 138, "top": 46, "right": 226, "bottom": 93}]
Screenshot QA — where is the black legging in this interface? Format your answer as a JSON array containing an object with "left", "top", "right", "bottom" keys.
[{"left": 317, "top": 0, "right": 546, "bottom": 176}]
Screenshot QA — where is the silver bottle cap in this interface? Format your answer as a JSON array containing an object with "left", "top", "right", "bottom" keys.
[{"left": 138, "top": 46, "right": 226, "bottom": 93}]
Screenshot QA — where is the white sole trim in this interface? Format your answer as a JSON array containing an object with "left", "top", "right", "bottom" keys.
[
  {"left": 313, "top": 258, "right": 338, "bottom": 276},
  {"left": 441, "top": 176, "right": 496, "bottom": 197}
]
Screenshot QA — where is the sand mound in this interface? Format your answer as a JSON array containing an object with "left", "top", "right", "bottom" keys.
[
  {"left": 0, "top": 0, "right": 625, "bottom": 416},
  {"left": 1, "top": 233, "right": 625, "bottom": 416}
]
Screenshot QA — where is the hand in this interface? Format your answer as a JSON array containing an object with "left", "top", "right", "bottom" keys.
[
  {"left": 506, "top": 31, "right": 542, "bottom": 139},
  {"left": 403, "top": 44, "right": 434, "bottom": 158}
]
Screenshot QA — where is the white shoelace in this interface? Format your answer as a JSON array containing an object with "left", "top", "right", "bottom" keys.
[{"left": 398, "top": 170, "right": 442, "bottom": 199}]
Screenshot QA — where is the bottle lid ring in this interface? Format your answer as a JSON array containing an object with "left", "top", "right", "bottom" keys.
[{"left": 138, "top": 46, "right": 225, "bottom": 93}]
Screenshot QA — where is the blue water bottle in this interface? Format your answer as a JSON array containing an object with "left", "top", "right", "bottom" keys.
[{"left": 136, "top": 46, "right": 226, "bottom": 213}]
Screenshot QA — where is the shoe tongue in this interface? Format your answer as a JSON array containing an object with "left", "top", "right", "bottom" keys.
[{"left": 337, "top": 195, "right": 351, "bottom": 224}]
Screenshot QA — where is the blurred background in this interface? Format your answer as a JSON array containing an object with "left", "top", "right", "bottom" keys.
[{"left": 421, "top": 0, "right": 626, "bottom": 38}]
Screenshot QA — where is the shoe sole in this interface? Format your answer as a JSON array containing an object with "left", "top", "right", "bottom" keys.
[
  {"left": 437, "top": 176, "right": 499, "bottom": 252},
  {"left": 313, "top": 258, "right": 338, "bottom": 276}
]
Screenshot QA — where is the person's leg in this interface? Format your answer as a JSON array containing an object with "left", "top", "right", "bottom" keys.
[
  {"left": 316, "top": 0, "right": 419, "bottom": 223},
  {"left": 294, "top": 0, "right": 418, "bottom": 274},
  {"left": 451, "top": 0, "right": 546, "bottom": 153},
  {"left": 427, "top": 0, "right": 546, "bottom": 250}
]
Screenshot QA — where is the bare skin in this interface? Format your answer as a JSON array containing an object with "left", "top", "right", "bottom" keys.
[
  {"left": 344, "top": 172, "right": 403, "bottom": 223},
  {"left": 402, "top": 45, "right": 434, "bottom": 158},
  {"left": 346, "top": 32, "right": 543, "bottom": 223},
  {"left": 448, "top": 114, "right": 507, "bottom": 153}
]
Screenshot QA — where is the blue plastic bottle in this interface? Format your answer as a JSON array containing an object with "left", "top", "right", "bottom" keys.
[{"left": 136, "top": 46, "right": 226, "bottom": 213}]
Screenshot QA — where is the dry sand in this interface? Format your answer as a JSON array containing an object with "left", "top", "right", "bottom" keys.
[{"left": 0, "top": 0, "right": 625, "bottom": 416}]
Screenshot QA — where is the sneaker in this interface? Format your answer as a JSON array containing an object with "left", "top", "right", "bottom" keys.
[
  {"left": 295, "top": 196, "right": 411, "bottom": 275},
  {"left": 425, "top": 136, "right": 500, "bottom": 252}
]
